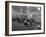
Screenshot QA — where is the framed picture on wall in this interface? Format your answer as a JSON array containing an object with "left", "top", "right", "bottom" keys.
[{"left": 5, "top": 1, "right": 45, "bottom": 36}]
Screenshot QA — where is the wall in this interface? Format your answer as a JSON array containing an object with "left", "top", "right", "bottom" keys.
[{"left": 0, "top": 0, "right": 46, "bottom": 37}]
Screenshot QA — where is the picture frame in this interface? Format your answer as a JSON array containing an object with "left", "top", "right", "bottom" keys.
[{"left": 5, "top": 1, "right": 45, "bottom": 36}]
